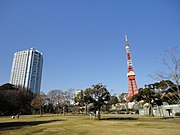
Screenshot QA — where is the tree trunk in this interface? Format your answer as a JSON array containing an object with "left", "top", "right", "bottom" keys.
[
  {"left": 158, "top": 106, "right": 162, "bottom": 117},
  {"left": 97, "top": 107, "right": 101, "bottom": 120},
  {"left": 40, "top": 107, "right": 42, "bottom": 116},
  {"left": 85, "top": 103, "right": 88, "bottom": 114},
  {"left": 125, "top": 102, "right": 129, "bottom": 114},
  {"left": 63, "top": 107, "right": 65, "bottom": 115},
  {"left": 148, "top": 103, "right": 154, "bottom": 116}
]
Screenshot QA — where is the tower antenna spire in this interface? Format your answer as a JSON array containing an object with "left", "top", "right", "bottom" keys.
[{"left": 125, "top": 32, "right": 128, "bottom": 42}]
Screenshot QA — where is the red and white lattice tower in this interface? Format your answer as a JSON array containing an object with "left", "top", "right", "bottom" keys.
[{"left": 125, "top": 33, "right": 139, "bottom": 97}]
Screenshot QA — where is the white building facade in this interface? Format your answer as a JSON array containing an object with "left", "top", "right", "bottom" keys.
[{"left": 10, "top": 48, "right": 43, "bottom": 93}]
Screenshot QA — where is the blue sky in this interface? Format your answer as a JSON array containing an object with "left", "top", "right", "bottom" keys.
[{"left": 0, "top": 0, "right": 180, "bottom": 95}]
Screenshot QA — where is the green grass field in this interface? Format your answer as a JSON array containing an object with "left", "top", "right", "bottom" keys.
[{"left": 0, "top": 114, "right": 180, "bottom": 135}]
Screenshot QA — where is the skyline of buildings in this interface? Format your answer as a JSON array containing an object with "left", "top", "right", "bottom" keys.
[{"left": 10, "top": 48, "right": 43, "bottom": 93}]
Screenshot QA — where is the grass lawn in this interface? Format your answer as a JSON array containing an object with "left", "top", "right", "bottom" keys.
[{"left": 0, "top": 114, "right": 180, "bottom": 135}]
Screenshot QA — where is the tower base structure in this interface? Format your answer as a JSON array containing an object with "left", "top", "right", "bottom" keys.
[{"left": 128, "top": 75, "right": 139, "bottom": 97}]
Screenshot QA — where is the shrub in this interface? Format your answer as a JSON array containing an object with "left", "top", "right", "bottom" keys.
[{"left": 175, "top": 112, "right": 180, "bottom": 116}]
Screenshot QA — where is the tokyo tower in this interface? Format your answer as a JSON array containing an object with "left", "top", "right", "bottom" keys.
[{"left": 125, "top": 33, "right": 139, "bottom": 97}]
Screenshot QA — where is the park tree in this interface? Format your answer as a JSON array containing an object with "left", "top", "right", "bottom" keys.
[
  {"left": 104, "top": 95, "right": 119, "bottom": 112},
  {"left": 153, "top": 47, "right": 180, "bottom": 103},
  {"left": 62, "top": 88, "right": 74, "bottom": 114},
  {"left": 109, "top": 95, "right": 119, "bottom": 106},
  {"left": 0, "top": 83, "right": 16, "bottom": 90},
  {"left": 16, "top": 87, "right": 34, "bottom": 114},
  {"left": 74, "top": 90, "right": 85, "bottom": 113},
  {"left": 131, "top": 87, "right": 162, "bottom": 116},
  {"left": 0, "top": 83, "right": 34, "bottom": 115},
  {"left": 0, "top": 88, "right": 18, "bottom": 115},
  {"left": 153, "top": 80, "right": 179, "bottom": 104},
  {"left": 74, "top": 84, "right": 111, "bottom": 118},
  {"left": 31, "top": 92, "right": 47, "bottom": 115},
  {"left": 47, "top": 90, "right": 59, "bottom": 106},
  {"left": 74, "top": 88, "right": 95, "bottom": 114},
  {"left": 84, "top": 88, "right": 94, "bottom": 114},
  {"left": 91, "top": 83, "right": 110, "bottom": 119},
  {"left": 47, "top": 89, "right": 74, "bottom": 114},
  {"left": 47, "top": 89, "right": 63, "bottom": 113},
  {"left": 132, "top": 80, "right": 180, "bottom": 116},
  {"left": 63, "top": 88, "right": 74, "bottom": 104},
  {"left": 74, "top": 90, "right": 84, "bottom": 107},
  {"left": 119, "top": 93, "right": 128, "bottom": 103},
  {"left": 119, "top": 93, "right": 129, "bottom": 113}
]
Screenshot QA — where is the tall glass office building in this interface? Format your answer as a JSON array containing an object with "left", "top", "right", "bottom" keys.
[{"left": 10, "top": 48, "right": 43, "bottom": 93}]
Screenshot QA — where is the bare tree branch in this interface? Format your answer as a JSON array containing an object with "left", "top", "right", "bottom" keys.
[{"left": 152, "top": 47, "right": 180, "bottom": 103}]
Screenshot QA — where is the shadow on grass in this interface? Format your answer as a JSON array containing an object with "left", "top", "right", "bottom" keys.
[
  {"left": 99, "top": 117, "right": 138, "bottom": 121},
  {"left": 0, "top": 119, "right": 65, "bottom": 130}
]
